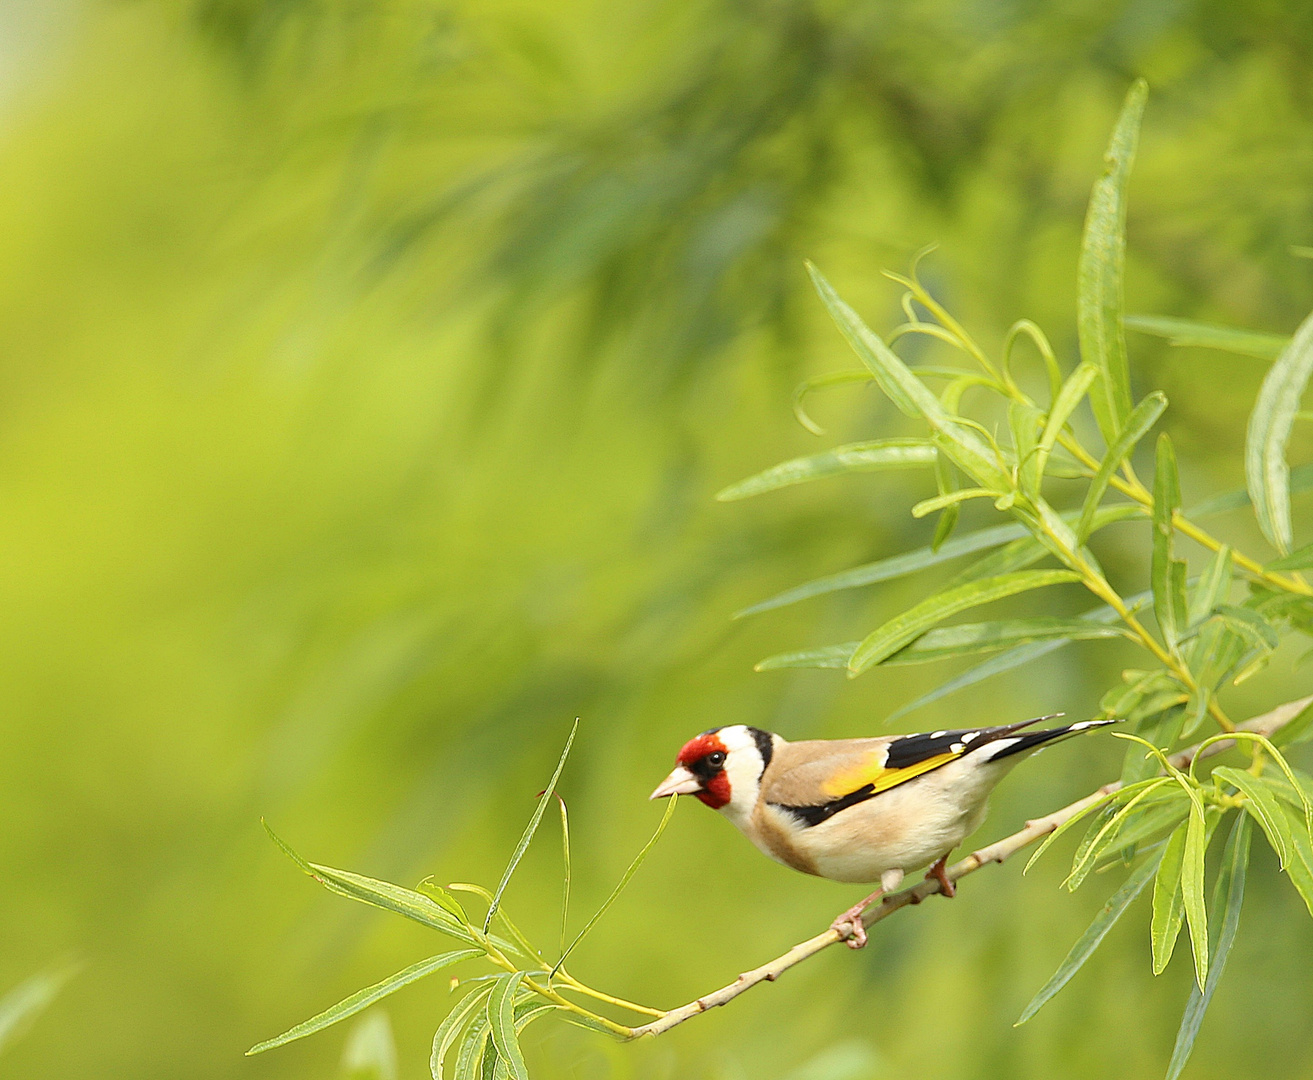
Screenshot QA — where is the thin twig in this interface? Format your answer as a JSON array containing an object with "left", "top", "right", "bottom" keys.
[{"left": 627, "top": 695, "right": 1311, "bottom": 1040}]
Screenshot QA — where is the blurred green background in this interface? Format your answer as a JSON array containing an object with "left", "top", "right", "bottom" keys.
[{"left": 2, "top": 1, "right": 1313, "bottom": 1077}]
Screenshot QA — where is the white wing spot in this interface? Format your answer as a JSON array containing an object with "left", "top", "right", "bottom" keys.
[
  {"left": 950, "top": 742, "right": 965, "bottom": 753},
  {"left": 960, "top": 730, "right": 981, "bottom": 743},
  {"left": 931, "top": 731, "right": 946, "bottom": 738}
]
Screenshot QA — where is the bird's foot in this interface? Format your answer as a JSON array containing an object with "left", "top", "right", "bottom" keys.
[
  {"left": 829, "top": 891, "right": 881, "bottom": 949},
  {"left": 925, "top": 855, "right": 956, "bottom": 898}
]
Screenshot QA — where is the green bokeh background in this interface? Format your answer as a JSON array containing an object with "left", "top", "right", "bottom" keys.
[{"left": 2, "top": 1, "right": 1313, "bottom": 1077}]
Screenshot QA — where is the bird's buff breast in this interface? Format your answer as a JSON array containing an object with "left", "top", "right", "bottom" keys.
[{"left": 744, "top": 763, "right": 996, "bottom": 883}]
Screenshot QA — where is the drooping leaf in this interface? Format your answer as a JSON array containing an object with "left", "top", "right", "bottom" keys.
[
  {"left": 1150, "top": 824, "right": 1187, "bottom": 975},
  {"left": 1181, "top": 804, "right": 1210, "bottom": 989},
  {"left": 248, "top": 951, "right": 480, "bottom": 1055},
  {"left": 452, "top": 1007, "right": 493, "bottom": 1080},
  {"left": 1212, "top": 605, "right": 1280, "bottom": 653},
  {"left": 487, "top": 974, "right": 528, "bottom": 1080},
  {"left": 1075, "top": 393, "right": 1167, "bottom": 543},
  {"left": 932, "top": 451, "right": 960, "bottom": 551},
  {"left": 1245, "top": 307, "right": 1313, "bottom": 553},
  {"left": 1187, "top": 546, "right": 1232, "bottom": 627},
  {"left": 1078, "top": 80, "right": 1147, "bottom": 443},
  {"left": 715, "top": 440, "right": 936, "bottom": 501},
  {"left": 1280, "top": 804, "right": 1313, "bottom": 918},
  {"left": 910, "top": 488, "right": 999, "bottom": 518},
  {"left": 1151, "top": 434, "right": 1188, "bottom": 649},
  {"left": 1165, "top": 813, "right": 1252, "bottom": 1080},
  {"left": 848, "top": 570, "right": 1081, "bottom": 675},
  {"left": 1125, "top": 315, "right": 1289, "bottom": 360},
  {"left": 557, "top": 796, "right": 571, "bottom": 959},
  {"left": 486, "top": 720, "right": 578, "bottom": 932},
  {"left": 431, "top": 985, "right": 496, "bottom": 1080},
  {"left": 1067, "top": 779, "right": 1172, "bottom": 891},
  {"left": 1010, "top": 400, "right": 1045, "bottom": 498},
  {"left": 806, "top": 263, "right": 1010, "bottom": 490},
  {"left": 1097, "top": 795, "right": 1190, "bottom": 868},
  {"left": 1015, "top": 850, "right": 1160, "bottom": 1025},
  {"left": 1212, "top": 766, "right": 1290, "bottom": 867}
]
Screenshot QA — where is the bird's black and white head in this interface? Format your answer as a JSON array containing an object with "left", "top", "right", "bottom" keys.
[{"left": 650, "top": 724, "right": 775, "bottom": 824}]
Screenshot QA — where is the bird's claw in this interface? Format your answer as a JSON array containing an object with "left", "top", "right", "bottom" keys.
[
  {"left": 830, "top": 912, "right": 868, "bottom": 949},
  {"left": 925, "top": 855, "right": 956, "bottom": 898}
]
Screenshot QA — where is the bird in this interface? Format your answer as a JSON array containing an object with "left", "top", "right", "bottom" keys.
[{"left": 649, "top": 715, "right": 1117, "bottom": 948}]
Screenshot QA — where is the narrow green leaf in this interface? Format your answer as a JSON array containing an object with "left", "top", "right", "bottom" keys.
[
  {"left": 1151, "top": 824, "right": 1188, "bottom": 974},
  {"left": 1265, "top": 541, "right": 1313, "bottom": 570},
  {"left": 1015, "top": 851, "right": 1160, "bottom": 1025},
  {"left": 1187, "top": 546, "right": 1232, "bottom": 627},
  {"left": 1078, "top": 80, "right": 1147, "bottom": 443},
  {"left": 1098, "top": 797, "right": 1190, "bottom": 867},
  {"left": 1212, "top": 605, "right": 1280, "bottom": 652},
  {"left": 734, "top": 521, "right": 1029, "bottom": 618},
  {"left": 487, "top": 974, "right": 528, "bottom": 1080},
  {"left": 1271, "top": 699, "right": 1313, "bottom": 748},
  {"left": 1067, "top": 780, "right": 1172, "bottom": 891},
  {"left": 945, "top": 536, "right": 1048, "bottom": 586},
  {"left": 1165, "top": 813, "right": 1251, "bottom": 1080},
  {"left": 557, "top": 796, "right": 571, "bottom": 959},
  {"left": 0, "top": 965, "right": 76, "bottom": 1058},
  {"left": 1126, "top": 315, "right": 1288, "bottom": 360},
  {"left": 1181, "top": 804, "right": 1210, "bottom": 989},
  {"left": 1035, "top": 364, "right": 1100, "bottom": 488},
  {"left": 248, "top": 951, "right": 480, "bottom": 1055},
  {"left": 1212, "top": 766, "right": 1290, "bottom": 867},
  {"left": 553, "top": 793, "right": 678, "bottom": 976},
  {"left": 417, "top": 880, "right": 472, "bottom": 926},
  {"left": 1025, "top": 783, "right": 1154, "bottom": 875},
  {"left": 806, "top": 262, "right": 1010, "bottom": 489},
  {"left": 1010, "top": 400, "right": 1045, "bottom": 497},
  {"left": 757, "top": 617, "right": 1127, "bottom": 672},
  {"left": 1246, "top": 307, "right": 1313, "bottom": 553},
  {"left": 1280, "top": 804, "right": 1313, "bottom": 918},
  {"left": 931, "top": 451, "right": 960, "bottom": 551},
  {"left": 910, "top": 488, "right": 998, "bottom": 518},
  {"left": 452, "top": 1008, "right": 492, "bottom": 1080},
  {"left": 486, "top": 721, "right": 578, "bottom": 932},
  {"left": 1075, "top": 393, "right": 1167, "bottom": 543},
  {"left": 431, "top": 986, "right": 495, "bottom": 1080},
  {"left": 1151, "top": 434, "right": 1188, "bottom": 649},
  {"left": 716, "top": 440, "right": 936, "bottom": 501},
  {"left": 887, "top": 587, "right": 1151, "bottom": 721},
  {"left": 1188, "top": 461, "right": 1313, "bottom": 519},
  {"left": 848, "top": 570, "right": 1081, "bottom": 676},
  {"left": 792, "top": 369, "right": 872, "bottom": 435}
]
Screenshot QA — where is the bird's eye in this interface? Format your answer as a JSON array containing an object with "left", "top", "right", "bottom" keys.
[{"left": 707, "top": 751, "right": 726, "bottom": 769}]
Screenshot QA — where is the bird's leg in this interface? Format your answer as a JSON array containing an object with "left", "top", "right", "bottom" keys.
[
  {"left": 925, "top": 854, "right": 956, "bottom": 898},
  {"left": 829, "top": 869, "right": 904, "bottom": 949}
]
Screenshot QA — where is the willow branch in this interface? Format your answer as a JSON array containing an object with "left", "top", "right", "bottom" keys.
[{"left": 627, "top": 694, "right": 1311, "bottom": 1040}]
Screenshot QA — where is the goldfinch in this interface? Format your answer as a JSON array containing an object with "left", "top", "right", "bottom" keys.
[{"left": 650, "top": 715, "right": 1116, "bottom": 947}]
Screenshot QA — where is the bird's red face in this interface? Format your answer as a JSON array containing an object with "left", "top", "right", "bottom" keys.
[{"left": 650, "top": 730, "right": 732, "bottom": 809}]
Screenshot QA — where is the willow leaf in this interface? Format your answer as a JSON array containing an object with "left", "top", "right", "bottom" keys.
[
  {"left": 1151, "top": 434, "right": 1187, "bottom": 649},
  {"left": 716, "top": 440, "right": 936, "bottom": 501},
  {"left": 1035, "top": 363, "right": 1099, "bottom": 488},
  {"left": 807, "top": 262, "right": 1009, "bottom": 489},
  {"left": 1213, "top": 767, "right": 1290, "bottom": 867},
  {"left": 1075, "top": 392, "right": 1167, "bottom": 543},
  {"left": 1151, "top": 824, "right": 1187, "bottom": 974},
  {"left": 432, "top": 986, "right": 496, "bottom": 1080},
  {"left": 1245, "top": 307, "right": 1313, "bottom": 553},
  {"left": 1165, "top": 813, "right": 1251, "bottom": 1080},
  {"left": 1126, "top": 315, "right": 1288, "bottom": 360},
  {"left": 1181, "top": 804, "right": 1210, "bottom": 989},
  {"left": 1079, "top": 80, "right": 1147, "bottom": 443},
  {"left": 486, "top": 721, "right": 577, "bottom": 932},
  {"left": 848, "top": 570, "right": 1080, "bottom": 676},
  {"left": 1015, "top": 851, "right": 1160, "bottom": 1025},
  {"left": 248, "top": 950, "right": 480, "bottom": 1055},
  {"left": 487, "top": 974, "right": 528, "bottom": 1080}
]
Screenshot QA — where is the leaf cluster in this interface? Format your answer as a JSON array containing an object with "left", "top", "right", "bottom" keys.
[{"left": 249, "top": 721, "right": 678, "bottom": 1076}]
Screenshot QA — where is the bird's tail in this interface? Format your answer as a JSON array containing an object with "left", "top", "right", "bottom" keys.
[{"left": 972, "top": 716, "right": 1121, "bottom": 762}]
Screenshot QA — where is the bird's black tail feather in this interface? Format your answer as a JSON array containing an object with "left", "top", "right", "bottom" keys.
[{"left": 975, "top": 717, "right": 1121, "bottom": 762}]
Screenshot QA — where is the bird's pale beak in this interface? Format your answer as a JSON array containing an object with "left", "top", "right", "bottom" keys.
[{"left": 649, "top": 765, "right": 702, "bottom": 800}]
